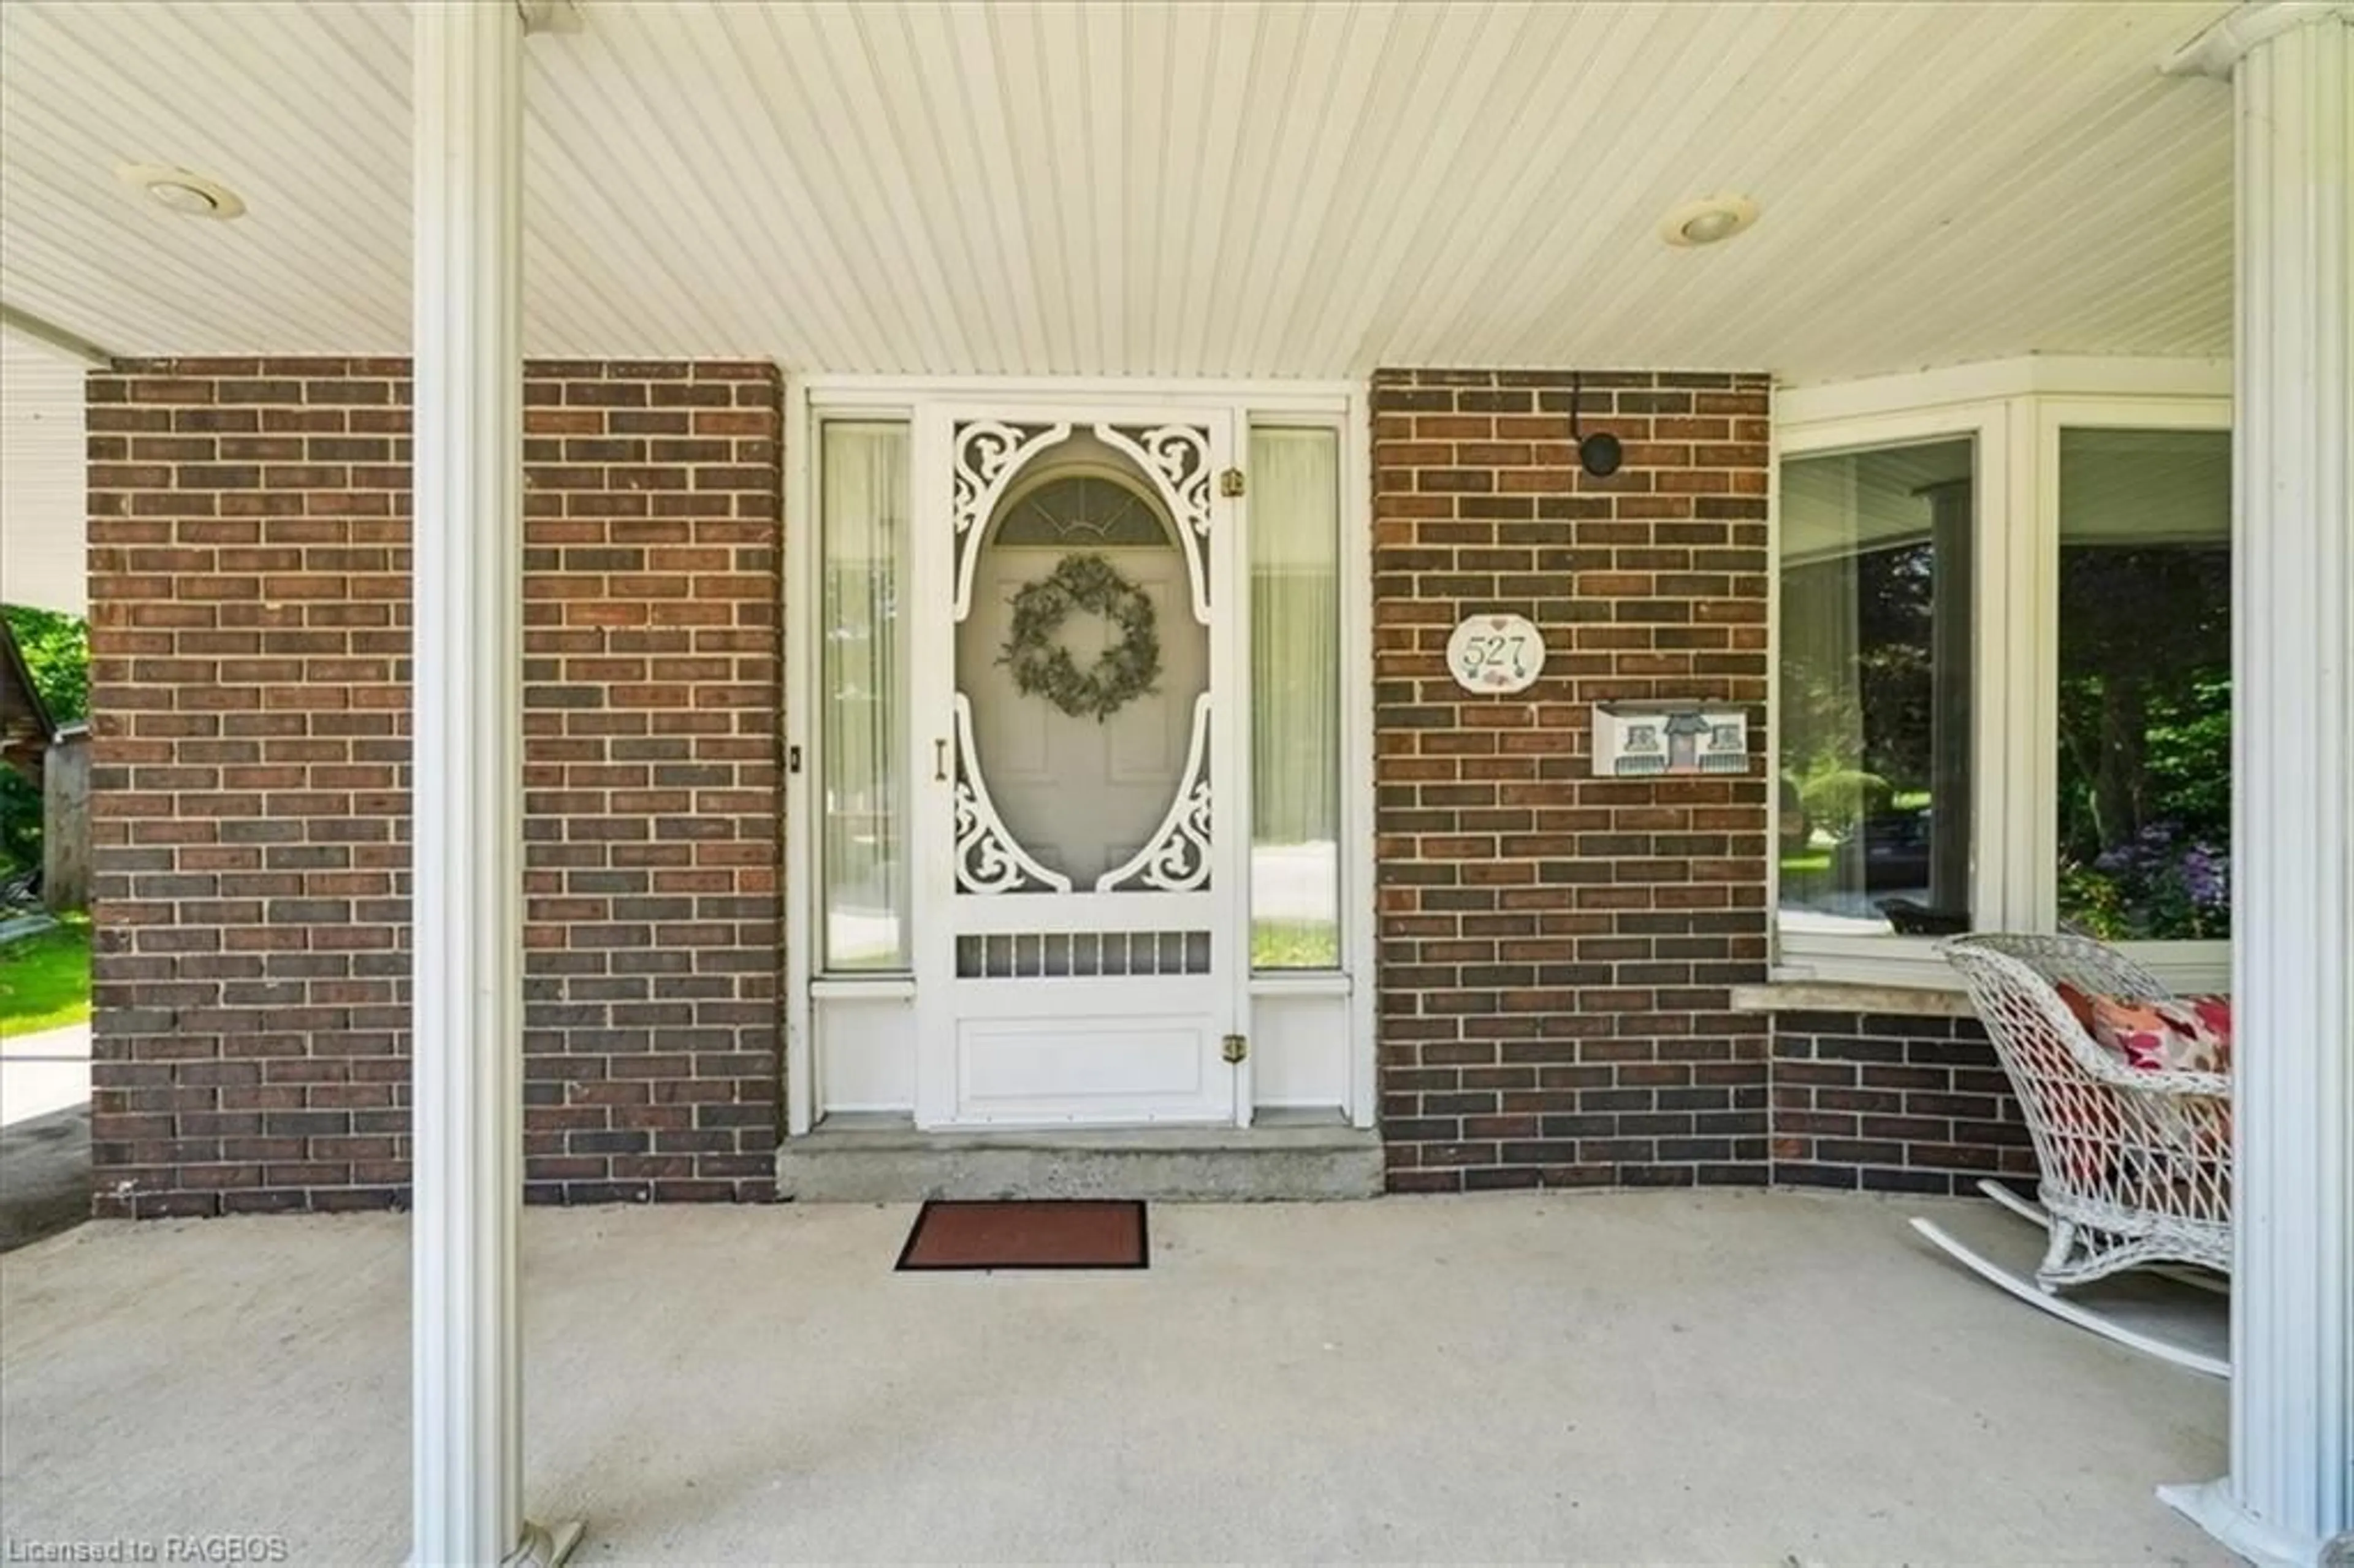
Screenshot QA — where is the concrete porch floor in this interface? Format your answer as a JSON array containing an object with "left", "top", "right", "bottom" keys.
[{"left": 1, "top": 1190, "right": 2226, "bottom": 1564}]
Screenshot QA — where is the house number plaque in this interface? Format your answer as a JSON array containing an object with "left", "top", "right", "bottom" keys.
[{"left": 1445, "top": 612, "right": 1546, "bottom": 695}]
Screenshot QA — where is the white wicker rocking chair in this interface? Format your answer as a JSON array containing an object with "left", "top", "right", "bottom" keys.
[{"left": 1908, "top": 932, "right": 2233, "bottom": 1376}]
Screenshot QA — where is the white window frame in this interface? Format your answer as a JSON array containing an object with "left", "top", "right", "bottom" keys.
[
  {"left": 2035, "top": 395, "right": 2234, "bottom": 992},
  {"left": 1771, "top": 356, "right": 2233, "bottom": 992},
  {"left": 781, "top": 375, "right": 1377, "bottom": 1135}
]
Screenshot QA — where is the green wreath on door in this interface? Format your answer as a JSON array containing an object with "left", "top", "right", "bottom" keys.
[{"left": 997, "top": 552, "right": 1162, "bottom": 723}]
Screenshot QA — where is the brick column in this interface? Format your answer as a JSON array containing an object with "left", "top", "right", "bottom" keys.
[
  {"left": 1371, "top": 370, "right": 1772, "bottom": 1192},
  {"left": 83, "top": 359, "right": 782, "bottom": 1216}
]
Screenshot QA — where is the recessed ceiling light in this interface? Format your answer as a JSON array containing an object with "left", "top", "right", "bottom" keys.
[
  {"left": 114, "top": 162, "right": 246, "bottom": 221},
  {"left": 1661, "top": 195, "right": 1758, "bottom": 248}
]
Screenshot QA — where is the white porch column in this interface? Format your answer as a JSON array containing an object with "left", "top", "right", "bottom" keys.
[
  {"left": 2161, "top": 5, "right": 2353, "bottom": 1564},
  {"left": 411, "top": 2, "right": 577, "bottom": 1564}
]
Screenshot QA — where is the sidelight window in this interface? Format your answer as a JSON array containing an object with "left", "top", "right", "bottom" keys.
[
  {"left": 818, "top": 421, "right": 912, "bottom": 972},
  {"left": 1248, "top": 426, "right": 1343, "bottom": 970}
]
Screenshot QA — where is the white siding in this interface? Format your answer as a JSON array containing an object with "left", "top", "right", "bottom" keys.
[{"left": 0, "top": 328, "right": 86, "bottom": 615}]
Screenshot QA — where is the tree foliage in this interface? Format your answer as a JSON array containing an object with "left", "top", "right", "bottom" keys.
[
  {"left": 2053, "top": 546, "right": 2231, "bottom": 938},
  {"left": 0, "top": 772, "right": 36, "bottom": 877},
  {"left": 2, "top": 604, "right": 89, "bottom": 724},
  {"left": 1781, "top": 537, "right": 2231, "bottom": 939},
  {"left": 1780, "top": 542, "right": 1940, "bottom": 815},
  {"left": 0, "top": 606, "right": 91, "bottom": 878}
]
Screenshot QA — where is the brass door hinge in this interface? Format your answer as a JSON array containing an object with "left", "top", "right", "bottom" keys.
[
  {"left": 1218, "top": 467, "right": 1246, "bottom": 498},
  {"left": 1221, "top": 1033, "right": 1248, "bottom": 1064}
]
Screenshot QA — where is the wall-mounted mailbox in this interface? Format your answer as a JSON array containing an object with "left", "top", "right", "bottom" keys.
[{"left": 1591, "top": 701, "right": 1748, "bottom": 778}]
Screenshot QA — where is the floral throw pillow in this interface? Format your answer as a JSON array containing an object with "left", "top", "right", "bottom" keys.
[
  {"left": 2087, "top": 994, "right": 2233, "bottom": 1075},
  {"left": 2054, "top": 981, "right": 2100, "bottom": 1035}
]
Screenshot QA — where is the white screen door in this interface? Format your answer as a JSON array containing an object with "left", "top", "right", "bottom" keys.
[{"left": 910, "top": 407, "right": 1244, "bottom": 1127}]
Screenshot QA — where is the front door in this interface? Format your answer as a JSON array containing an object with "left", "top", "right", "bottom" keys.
[{"left": 910, "top": 408, "right": 1244, "bottom": 1127}]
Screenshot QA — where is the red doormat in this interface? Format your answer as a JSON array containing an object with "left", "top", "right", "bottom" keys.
[{"left": 894, "top": 1199, "right": 1149, "bottom": 1271}]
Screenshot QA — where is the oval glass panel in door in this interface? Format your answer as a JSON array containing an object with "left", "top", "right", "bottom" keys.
[{"left": 954, "top": 433, "right": 1210, "bottom": 891}]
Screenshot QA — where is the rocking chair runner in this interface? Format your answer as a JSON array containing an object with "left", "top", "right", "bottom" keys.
[{"left": 1911, "top": 933, "right": 2233, "bottom": 1376}]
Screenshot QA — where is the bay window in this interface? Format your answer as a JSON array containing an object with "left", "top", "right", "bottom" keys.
[{"left": 1773, "top": 362, "right": 2231, "bottom": 990}]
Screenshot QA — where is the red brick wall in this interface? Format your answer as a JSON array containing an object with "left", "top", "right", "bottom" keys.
[
  {"left": 84, "top": 358, "right": 781, "bottom": 1214},
  {"left": 1372, "top": 369, "right": 1772, "bottom": 1192},
  {"left": 1770, "top": 1011, "right": 2035, "bottom": 1193}
]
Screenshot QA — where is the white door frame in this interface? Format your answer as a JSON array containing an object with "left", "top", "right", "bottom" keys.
[{"left": 782, "top": 375, "right": 1377, "bottom": 1136}]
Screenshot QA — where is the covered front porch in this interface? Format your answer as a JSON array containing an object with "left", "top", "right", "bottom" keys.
[
  {"left": 0, "top": 1189, "right": 2229, "bottom": 1562},
  {"left": 1, "top": 0, "right": 2348, "bottom": 1561}
]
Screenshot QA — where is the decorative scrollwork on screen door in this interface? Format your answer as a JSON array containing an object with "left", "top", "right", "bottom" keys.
[
  {"left": 1095, "top": 694, "right": 1212, "bottom": 893},
  {"left": 950, "top": 694, "right": 1070, "bottom": 894},
  {"left": 1098, "top": 423, "right": 1213, "bottom": 623},
  {"left": 951, "top": 420, "right": 1070, "bottom": 620}
]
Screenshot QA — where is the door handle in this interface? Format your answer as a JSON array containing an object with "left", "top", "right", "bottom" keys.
[{"left": 934, "top": 737, "right": 948, "bottom": 782}]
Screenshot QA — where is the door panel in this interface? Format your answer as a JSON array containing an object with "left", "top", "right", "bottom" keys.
[{"left": 954, "top": 997, "right": 1221, "bottom": 1124}]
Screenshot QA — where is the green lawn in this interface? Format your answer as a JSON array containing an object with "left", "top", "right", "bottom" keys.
[
  {"left": 0, "top": 916, "right": 93, "bottom": 1038},
  {"left": 1252, "top": 919, "right": 1340, "bottom": 970}
]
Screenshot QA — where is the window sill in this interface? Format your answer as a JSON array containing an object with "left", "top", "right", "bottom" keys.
[
  {"left": 1772, "top": 934, "right": 1965, "bottom": 992},
  {"left": 1770, "top": 933, "right": 2230, "bottom": 1002},
  {"left": 1732, "top": 980, "right": 1975, "bottom": 1019},
  {"left": 811, "top": 976, "right": 916, "bottom": 1002},
  {"left": 1249, "top": 972, "right": 1351, "bottom": 997}
]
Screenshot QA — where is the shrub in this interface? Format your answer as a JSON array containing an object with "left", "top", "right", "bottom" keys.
[
  {"left": 1798, "top": 769, "right": 1891, "bottom": 839},
  {"left": 2060, "top": 820, "right": 2230, "bottom": 940},
  {"left": 0, "top": 770, "right": 36, "bottom": 877}
]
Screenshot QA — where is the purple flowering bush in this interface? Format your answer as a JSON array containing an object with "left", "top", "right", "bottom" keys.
[{"left": 2060, "top": 820, "right": 2230, "bottom": 940}]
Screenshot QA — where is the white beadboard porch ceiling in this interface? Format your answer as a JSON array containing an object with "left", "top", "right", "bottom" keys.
[{"left": 0, "top": 1, "right": 2237, "bottom": 382}]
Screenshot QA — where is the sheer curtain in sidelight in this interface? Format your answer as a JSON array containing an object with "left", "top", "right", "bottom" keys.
[
  {"left": 820, "top": 422, "right": 910, "bottom": 971},
  {"left": 1249, "top": 427, "right": 1342, "bottom": 969}
]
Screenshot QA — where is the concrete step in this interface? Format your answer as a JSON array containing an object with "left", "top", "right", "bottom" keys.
[{"left": 776, "top": 1111, "right": 1385, "bottom": 1203}]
